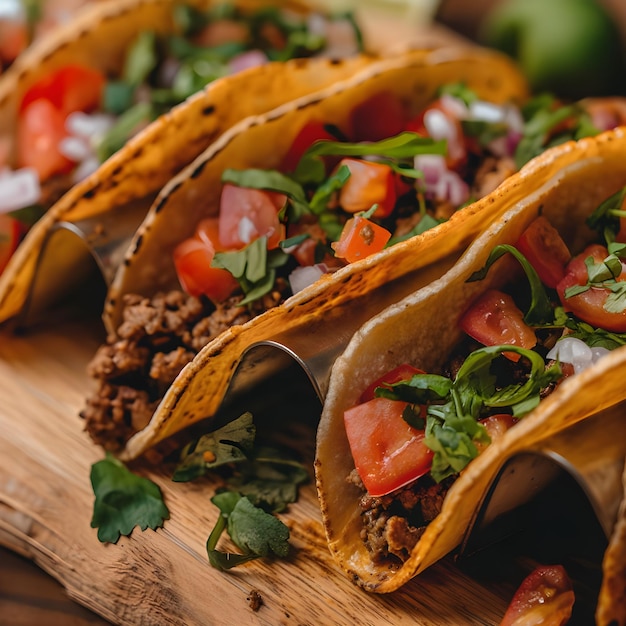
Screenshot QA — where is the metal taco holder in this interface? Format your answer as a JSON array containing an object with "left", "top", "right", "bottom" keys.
[
  {"left": 15, "top": 201, "right": 149, "bottom": 330},
  {"left": 457, "top": 405, "right": 626, "bottom": 620}
]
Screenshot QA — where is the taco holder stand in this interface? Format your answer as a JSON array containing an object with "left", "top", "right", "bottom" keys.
[{"left": 20, "top": 218, "right": 626, "bottom": 599}]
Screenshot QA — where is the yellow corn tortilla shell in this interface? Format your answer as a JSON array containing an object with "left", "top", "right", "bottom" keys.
[
  {"left": 315, "top": 126, "right": 626, "bottom": 592},
  {"left": 111, "top": 45, "right": 529, "bottom": 460},
  {"left": 597, "top": 459, "right": 626, "bottom": 626},
  {"left": 0, "top": 0, "right": 376, "bottom": 326}
]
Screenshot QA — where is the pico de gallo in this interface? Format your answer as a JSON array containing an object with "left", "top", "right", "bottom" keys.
[
  {"left": 81, "top": 85, "right": 625, "bottom": 453},
  {"left": 172, "top": 88, "right": 624, "bottom": 307},
  {"left": 0, "top": 1, "right": 363, "bottom": 274},
  {"left": 341, "top": 186, "right": 626, "bottom": 566},
  {"left": 0, "top": 0, "right": 97, "bottom": 72}
]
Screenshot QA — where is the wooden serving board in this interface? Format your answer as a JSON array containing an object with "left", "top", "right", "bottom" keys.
[{"left": 0, "top": 316, "right": 519, "bottom": 626}]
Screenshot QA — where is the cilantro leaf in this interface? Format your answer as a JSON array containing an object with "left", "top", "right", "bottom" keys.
[
  {"left": 466, "top": 243, "right": 554, "bottom": 325},
  {"left": 212, "top": 237, "right": 290, "bottom": 305},
  {"left": 90, "top": 453, "right": 170, "bottom": 544},
  {"left": 229, "top": 496, "right": 290, "bottom": 557},
  {"left": 207, "top": 490, "right": 290, "bottom": 571},
  {"left": 173, "top": 412, "right": 256, "bottom": 482}
]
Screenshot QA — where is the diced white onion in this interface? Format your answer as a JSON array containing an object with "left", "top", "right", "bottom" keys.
[
  {"left": 65, "top": 111, "right": 114, "bottom": 143},
  {"left": 546, "top": 337, "right": 611, "bottom": 374},
  {"left": 289, "top": 263, "right": 329, "bottom": 294},
  {"left": 439, "top": 94, "right": 468, "bottom": 119},
  {"left": 0, "top": 168, "right": 41, "bottom": 213},
  {"left": 414, "top": 154, "right": 469, "bottom": 205},
  {"left": 469, "top": 100, "right": 506, "bottom": 124},
  {"left": 59, "top": 135, "right": 90, "bottom": 162},
  {"left": 237, "top": 215, "right": 257, "bottom": 244}
]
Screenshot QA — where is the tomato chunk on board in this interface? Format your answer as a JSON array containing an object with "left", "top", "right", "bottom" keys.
[
  {"left": 500, "top": 564, "right": 575, "bottom": 626},
  {"left": 344, "top": 397, "right": 433, "bottom": 497}
]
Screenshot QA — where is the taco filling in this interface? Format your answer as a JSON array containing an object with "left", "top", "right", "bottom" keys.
[
  {"left": 80, "top": 87, "right": 621, "bottom": 453},
  {"left": 0, "top": 0, "right": 362, "bottom": 274},
  {"left": 341, "top": 188, "right": 626, "bottom": 567},
  {"left": 0, "top": 0, "right": 97, "bottom": 71}
]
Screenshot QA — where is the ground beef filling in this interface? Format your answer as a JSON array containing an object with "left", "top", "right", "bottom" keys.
[
  {"left": 348, "top": 330, "right": 568, "bottom": 566},
  {"left": 348, "top": 470, "right": 454, "bottom": 565},
  {"left": 81, "top": 284, "right": 287, "bottom": 451}
]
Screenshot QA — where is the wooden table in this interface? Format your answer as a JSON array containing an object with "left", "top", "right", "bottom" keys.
[{"left": 0, "top": 314, "right": 526, "bottom": 626}]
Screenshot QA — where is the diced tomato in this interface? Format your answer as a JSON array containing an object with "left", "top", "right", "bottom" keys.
[
  {"left": 515, "top": 216, "right": 571, "bottom": 288},
  {"left": 344, "top": 396, "right": 433, "bottom": 497},
  {"left": 459, "top": 289, "right": 537, "bottom": 362},
  {"left": 557, "top": 243, "right": 626, "bottom": 332},
  {"left": 476, "top": 413, "right": 518, "bottom": 453},
  {"left": 359, "top": 363, "right": 423, "bottom": 403},
  {"left": 173, "top": 218, "right": 239, "bottom": 302},
  {"left": 281, "top": 120, "right": 338, "bottom": 173},
  {"left": 193, "top": 19, "right": 249, "bottom": 48},
  {"left": 337, "top": 158, "right": 397, "bottom": 217},
  {"left": 20, "top": 64, "right": 105, "bottom": 117},
  {"left": 405, "top": 99, "right": 466, "bottom": 170},
  {"left": 0, "top": 214, "right": 22, "bottom": 274},
  {"left": 17, "top": 99, "right": 74, "bottom": 180},
  {"left": 349, "top": 92, "right": 406, "bottom": 142},
  {"left": 331, "top": 214, "right": 391, "bottom": 263},
  {"left": 218, "top": 184, "right": 285, "bottom": 250},
  {"left": 500, "top": 564, "right": 575, "bottom": 626},
  {"left": 0, "top": 20, "right": 28, "bottom": 65}
]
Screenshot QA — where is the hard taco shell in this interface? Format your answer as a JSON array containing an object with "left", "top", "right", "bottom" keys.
[
  {"left": 0, "top": 0, "right": 377, "bottom": 326},
  {"left": 315, "top": 127, "right": 626, "bottom": 592},
  {"left": 108, "top": 46, "right": 529, "bottom": 460},
  {"left": 597, "top": 458, "right": 626, "bottom": 626}
]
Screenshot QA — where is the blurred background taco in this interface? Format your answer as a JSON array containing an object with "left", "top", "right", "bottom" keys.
[{"left": 0, "top": 0, "right": 378, "bottom": 325}]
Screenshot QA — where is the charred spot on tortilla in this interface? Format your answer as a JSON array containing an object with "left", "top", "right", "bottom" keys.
[
  {"left": 129, "top": 233, "right": 143, "bottom": 257},
  {"left": 191, "top": 161, "right": 208, "bottom": 180},
  {"left": 83, "top": 187, "right": 99, "bottom": 200}
]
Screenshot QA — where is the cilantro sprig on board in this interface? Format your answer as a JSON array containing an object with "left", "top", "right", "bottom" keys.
[{"left": 90, "top": 413, "right": 308, "bottom": 571}]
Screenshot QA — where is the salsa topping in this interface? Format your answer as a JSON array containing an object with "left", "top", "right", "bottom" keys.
[{"left": 343, "top": 187, "right": 626, "bottom": 565}]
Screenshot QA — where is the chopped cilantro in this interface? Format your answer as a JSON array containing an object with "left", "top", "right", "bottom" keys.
[
  {"left": 90, "top": 453, "right": 170, "bottom": 543},
  {"left": 90, "top": 413, "right": 307, "bottom": 573},
  {"left": 377, "top": 345, "right": 562, "bottom": 482}
]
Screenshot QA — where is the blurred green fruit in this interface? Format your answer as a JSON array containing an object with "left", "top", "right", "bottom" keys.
[{"left": 480, "top": 0, "right": 626, "bottom": 98}]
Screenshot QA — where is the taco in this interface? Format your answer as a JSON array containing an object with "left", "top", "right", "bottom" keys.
[
  {"left": 0, "top": 0, "right": 105, "bottom": 72},
  {"left": 0, "top": 0, "right": 372, "bottom": 323},
  {"left": 314, "top": 126, "right": 626, "bottom": 592},
  {"left": 76, "top": 45, "right": 536, "bottom": 459},
  {"left": 597, "top": 457, "right": 626, "bottom": 626}
]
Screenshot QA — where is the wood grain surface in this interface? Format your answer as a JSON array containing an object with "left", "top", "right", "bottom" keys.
[{"left": 0, "top": 315, "right": 521, "bottom": 626}]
